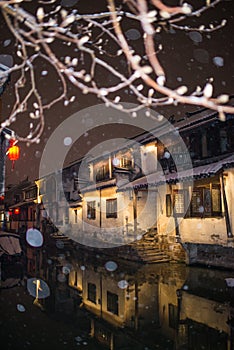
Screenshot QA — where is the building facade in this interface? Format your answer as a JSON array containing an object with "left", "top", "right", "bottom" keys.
[{"left": 4, "top": 107, "right": 234, "bottom": 267}]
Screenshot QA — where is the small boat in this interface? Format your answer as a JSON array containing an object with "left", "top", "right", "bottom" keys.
[{"left": 0, "top": 232, "right": 22, "bottom": 255}]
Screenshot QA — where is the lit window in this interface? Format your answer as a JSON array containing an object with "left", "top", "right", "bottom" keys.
[
  {"left": 87, "top": 201, "right": 96, "bottom": 220},
  {"left": 106, "top": 199, "right": 117, "bottom": 219},
  {"left": 119, "top": 157, "right": 132, "bottom": 168},
  {"left": 173, "top": 189, "right": 189, "bottom": 217},
  {"left": 190, "top": 184, "right": 221, "bottom": 217},
  {"left": 95, "top": 163, "right": 109, "bottom": 181}
]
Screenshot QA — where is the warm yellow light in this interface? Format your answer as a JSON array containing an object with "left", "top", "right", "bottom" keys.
[{"left": 145, "top": 144, "right": 157, "bottom": 152}]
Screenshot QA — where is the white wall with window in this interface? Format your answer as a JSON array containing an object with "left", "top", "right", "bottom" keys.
[
  {"left": 82, "top": 187, "right": 128, "bottom": 237},
  {"left": 177, "top": 176, "right": 227, "bottom": 245}
]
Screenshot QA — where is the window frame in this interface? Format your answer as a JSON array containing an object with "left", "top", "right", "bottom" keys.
[
  {"left": 119, "top": 156, "right": 133, "bottom": 169},
  {"left": 87, "top": 283, "right": 96, "bottom": 304},
  {"left": 189, "top": 183, "right": 222, "bottom": 218},
  {"left": 166, "top": 194, "right": 172, "bottom": 217},
  {"left": 95, "top": 163, "right": 110, "bottom": 182},
  {"left": 107, "top": 291, "right": 119, "bottom": 315},
  {"left": 106, "top": 198, "right": 117, "bottom": 219},
  {"left": 173, "top": 189, "right": 189, "bottom": 217},
  {"left": 87, "top": 200, "right": 96, "bottom": 220}
]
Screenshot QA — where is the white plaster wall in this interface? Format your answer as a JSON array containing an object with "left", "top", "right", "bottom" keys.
[
  {"left": 71, "top": 167, "right": 234, "bottom": 244},
  {"left": 179, "top": 217, "right": 227, "bottom": 245},
  {"left": 82, "top": 187, "right": 129, "bottom": 237},
  {"left": 79, "top": 268, "right": 127, "bottom": 327},
  {"left": 181, "top": 292, "right": 229, "bottom": 334},
  {"left": 157, "top": 184, "right": 176, "bottom": 239},
  {"left": 225, "top": 168, "right": 234, "bottom": 236},
  {"left": 134, "top": 190, "right": 158, "bottom": 232}
]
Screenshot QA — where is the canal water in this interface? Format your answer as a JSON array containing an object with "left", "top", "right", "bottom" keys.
[{"left": 0, "top": 238, "right": 234, "bottom": 350}]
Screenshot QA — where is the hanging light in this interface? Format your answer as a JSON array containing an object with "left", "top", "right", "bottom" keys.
[
  {"left": 8, "top": 142, "right": 20, "bottom": 161},
  {"left": 7, "top": 139, "right": 20, "bottom": 169}
]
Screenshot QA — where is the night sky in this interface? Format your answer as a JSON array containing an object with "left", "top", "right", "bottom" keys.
[{"left": 0, "top": 0, "right": 234, "bottom": 185}]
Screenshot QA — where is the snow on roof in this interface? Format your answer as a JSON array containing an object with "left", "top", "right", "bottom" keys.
[{"left": 118, "top": 154, "right": 234, "bottom": 191}]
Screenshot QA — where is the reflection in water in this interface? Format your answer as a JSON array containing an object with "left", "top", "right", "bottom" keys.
[{"left": 0, "top": 240, "right": 234, "bottom": 350}]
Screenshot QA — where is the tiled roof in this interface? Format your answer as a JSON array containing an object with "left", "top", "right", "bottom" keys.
[{"left": 118, "top": 154, "right": 234, "bottom": 191}]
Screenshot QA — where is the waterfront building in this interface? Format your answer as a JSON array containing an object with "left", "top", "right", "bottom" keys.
[{"left": 4, "top": 107, "right": 234, "bottom": 268}]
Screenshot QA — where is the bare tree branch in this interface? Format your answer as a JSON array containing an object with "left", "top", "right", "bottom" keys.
[{"left": 0, "top": 0, "right": 233, "bottom": 144}]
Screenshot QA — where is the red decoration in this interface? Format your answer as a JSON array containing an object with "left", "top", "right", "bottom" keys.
[
  {"left": 8, "top": 144, "right": 20, "bottom": 161},
  {"left": 14, "top": 208, "right": 20, "bottom": 215},
  {"left": 7, "top": 140, "right": 20, "bottom": 169}
]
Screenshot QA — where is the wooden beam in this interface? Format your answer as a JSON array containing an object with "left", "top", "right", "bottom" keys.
[{"left": 220, "top": 173, "right": 233, "bottom": 239}]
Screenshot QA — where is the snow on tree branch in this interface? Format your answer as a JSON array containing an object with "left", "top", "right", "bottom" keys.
[{"left": 0, "top": 0, "right": 233, "bottom": 144}]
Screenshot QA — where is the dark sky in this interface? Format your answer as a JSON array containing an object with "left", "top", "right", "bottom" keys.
[{"left": 0, "top": 0, "right": 234, "bottom": 185}]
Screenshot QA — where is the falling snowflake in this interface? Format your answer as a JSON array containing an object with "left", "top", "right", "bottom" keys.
[
  {"left": 17, "top": 304, "right": 26, "bottom": 312},
  {"left": 118, "top": 280, "right": 129, "bottom": 289},
  {"left": 64, "top": 136, "right": 72, "bottom": 146},
  {"left": 212, "top": 56, "right": 224, "bottom": 67},
  {"left": 188, "top": 31, "right": 203, "bottom": 43},
  {"left": 105, "top": 261, "right": 118, "bottom": 272}
]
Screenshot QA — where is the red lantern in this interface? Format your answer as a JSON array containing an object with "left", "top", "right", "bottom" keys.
[
  {"left": 8, "top": 144, "right": 20, "bottom": 161},
  {"left": 14, "top": 208, "right": 20, "bottom": 215},
  {"left": 7, "top": 140, "right": 20, "bottom": 169}
]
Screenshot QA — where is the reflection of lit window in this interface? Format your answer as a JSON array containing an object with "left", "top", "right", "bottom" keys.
[
  {"left": 106, "top": 199, "right": 117, "bottom": 219},
  {"left": 169, "top": 303, "right": 178, "bottom": 329},
  {"left": 69, "top": 271, "right": 77, "bottom": 288},
  {"left": 88, "top": 283, "right": 96, "bottom": 304},
  {"left": 107, "top": 291, "right": 118, "bottom": 315},
  {"left": 87, "top": 201, "right": 96, "bottom": 220},
  {"left": 95, "top": 325, "right": 112, "bottom": 346}
]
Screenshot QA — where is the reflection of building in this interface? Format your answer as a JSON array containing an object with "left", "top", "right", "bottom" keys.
[
  {"left": 3, "top": 107, "right": 234, "bottom": 268},
  {"left": 28, "top": 245, "right": 233, "bottom": 350},
  {"left": 176, "top": 269, "right": 234, "bottom": 350},
  {"left": 69, "top": 258, "right": 234, "bottom": 350},
  {"left": 67, "top": 255, "right": 172, "bottom": 349},
  {"left": 69, "top": 261, "right": 160, "bottom": 329}
]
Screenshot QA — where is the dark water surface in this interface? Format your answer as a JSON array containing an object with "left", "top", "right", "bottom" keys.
[{"left": 1, "top": 239, "right": 234, "bottom": 350}]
